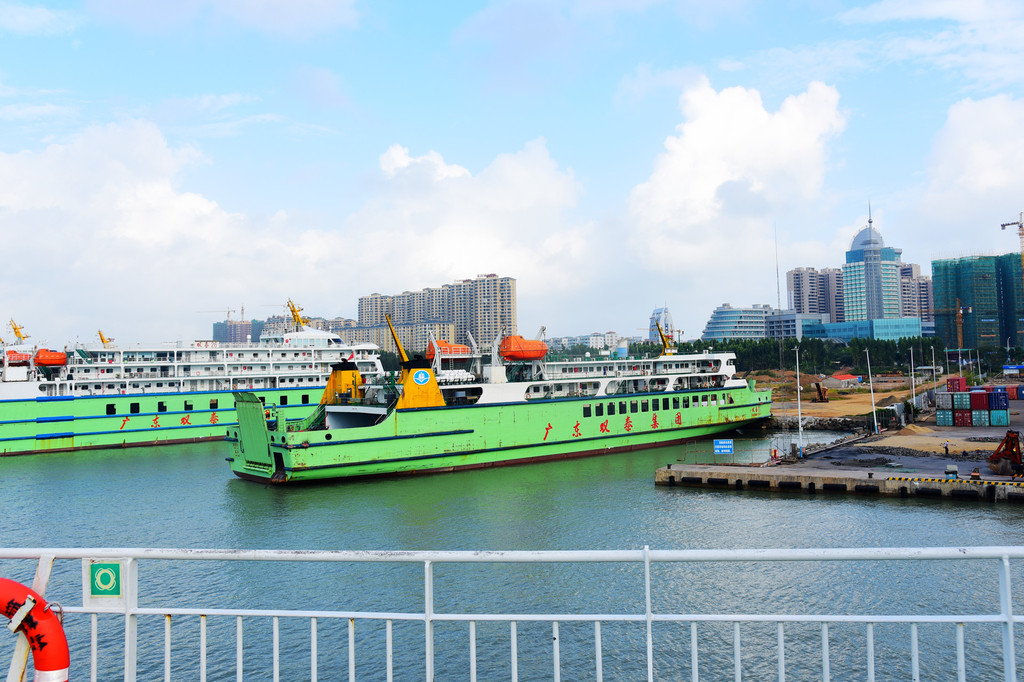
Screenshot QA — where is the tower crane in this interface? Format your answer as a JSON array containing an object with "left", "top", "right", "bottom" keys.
[
  {"left": 1001, "top": 212, "right": 1024, "bottom": 349},
  {"left": 197, "top": 308, "right": 237, "bottom": 320}
]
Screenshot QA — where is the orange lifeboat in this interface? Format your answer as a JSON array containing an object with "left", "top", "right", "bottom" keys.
[
  {"left": 426, "top": 340, "right": 472, "bottom": 360},
  {"left": 498, "top": 335, "right": 548, "bottom": 361},
  {"left": 34, "top": 349, "right": 67, "bottom": 366},
  {"left": 5, "top": 350, "right": 31, "bottom": 366}
]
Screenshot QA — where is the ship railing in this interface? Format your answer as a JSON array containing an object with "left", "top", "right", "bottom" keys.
[{"left": 2, "top": 546, "right": 1023, "bottom": 682}]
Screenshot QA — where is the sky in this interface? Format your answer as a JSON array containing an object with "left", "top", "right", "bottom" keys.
[{"left": 3, "top": 0, "right": 1024, "bottom": 346}]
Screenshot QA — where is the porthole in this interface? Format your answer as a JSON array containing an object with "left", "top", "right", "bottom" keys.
[{"left": 325, "top": 434, "right": 333, "bottom": 441}]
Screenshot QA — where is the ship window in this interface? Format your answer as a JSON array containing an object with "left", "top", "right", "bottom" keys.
[
  {"left": 607, "top": 403, "right": 615, "bottom": 416},
  {"left": 710, "top": 395, "right": 717, "bottom": 406},
  {"left": 630, "top": 400, "right": 638, "bottom": 413},
  {"left": 302, "top": 394, "right": 309, "bottom": 404},
  {"left": 280, "top": 396, "right": 288, "bottom": 406},
  {"left": 158, "top": 401, "right": 167, "bottom": 412},
  {"left": 595, "top": 403, "right": 603, "bottom": 417},
  {"left": 583, "top": 404, "right": 591, "bottom": 418},
  {"left": 673, "top": 397, "right": 680, "bottom": 409},
  {"left": 106, "top": 404, "right": 116, "bottom": 415},
  {"left": 619, "top": 401, "right": 626, "bottom": 414},
  {"left": 184, "top": 401, "right": 193, "bottom": 411},
  {"left": 641, "top": 400, "right": 649, "bottom": 412},
  {"left": 210, "top": 399, "right": 218, "bottom": 410},
  {"left": 701, "top": 395, "right": 708, "bottom": 406},
  {"left": 130, "top": 402, "right": 140, "bottom": 414},
  {"left": 683, "top": 397, "right": 690, "bottom": 408},
  {"left": 325, "top": 433, "right": 332, "bottom": 441}
]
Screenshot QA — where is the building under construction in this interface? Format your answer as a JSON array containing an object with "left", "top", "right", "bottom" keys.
[{"left": 932, "top": 253, "right": 1024, "bottom": 349}]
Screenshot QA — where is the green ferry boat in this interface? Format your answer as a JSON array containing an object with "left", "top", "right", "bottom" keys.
[
  {"left": 226, "top": 320, "right": 772, "bottom": 483},
  {"left": 0, "top": 307, "right": 383, "bottom": 456}
]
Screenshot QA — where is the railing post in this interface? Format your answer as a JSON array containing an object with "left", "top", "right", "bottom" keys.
[
  {"left": 644, "top": 545, "right": 653, "bottom": 682},
  {"left": 124, "top": 558, "right": 138, "bottom": 682},
  {"left": 425, "top": 560, "right": 434, "bottom": 682},
  {"left": 777, "top": 622, "right": 785, "bottom": 682},
  {"left": 999, "top": 555, "right": 1017, "bottom": 681}
]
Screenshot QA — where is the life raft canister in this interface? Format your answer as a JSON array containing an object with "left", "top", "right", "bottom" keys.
[{"left": 1, "top": 577, "right": 70, "bottom": 682}]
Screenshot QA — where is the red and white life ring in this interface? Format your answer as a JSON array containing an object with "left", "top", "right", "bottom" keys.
[{"left": 1, "top": 577, "right": 69, "bottom": 681}]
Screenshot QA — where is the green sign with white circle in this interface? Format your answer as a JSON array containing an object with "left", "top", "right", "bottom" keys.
[{"left": 89, "top": 562, "right": 122, "bottom": 597}]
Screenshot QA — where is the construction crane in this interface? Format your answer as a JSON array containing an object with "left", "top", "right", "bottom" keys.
[
  {"left": 197, "top": 308, "right": 237, "bottom": 320},
  {"left": 1002, "top": 212, "right": 1024, "bottom": 349},
  {"left": 9, "top": 320, "right": 28, "bottom": 344},
  {"left": 933, "top": 298, "right": 972, "bottom": 372}
]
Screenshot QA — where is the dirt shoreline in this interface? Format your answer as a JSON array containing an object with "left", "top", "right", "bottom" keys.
[{"left": 767, "top": 376, "right": 1019, "bottom": 479}]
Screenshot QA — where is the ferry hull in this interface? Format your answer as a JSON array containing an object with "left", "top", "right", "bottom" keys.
[
  {"left": 227, "top": 386, "right": 772, "bottom": 484},
  {"left": 0, "top": 387, "right": 327, "bottom": 456}
]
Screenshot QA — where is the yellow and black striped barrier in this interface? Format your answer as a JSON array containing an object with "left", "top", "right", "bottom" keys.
[{"left": 886, "top": 477, "right": 1024, "bottom": 487}]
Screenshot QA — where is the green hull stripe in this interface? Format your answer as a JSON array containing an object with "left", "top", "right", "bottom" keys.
[{"left": 280, "top": 419, "right": 763, "bottom": 474}]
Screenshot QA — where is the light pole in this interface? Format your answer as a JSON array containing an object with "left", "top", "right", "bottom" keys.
[
  {"left": 794, "top": 346, "right": 804, "bottom": 457},
  {"left": 910, "top": 346, "right": 916, "bottom": 406},
  {"left": 866, "top": 348, "right": 879, "bottom": 434},
  {"left": 931, "top": 345, "right": 938, "bottom": 390}
]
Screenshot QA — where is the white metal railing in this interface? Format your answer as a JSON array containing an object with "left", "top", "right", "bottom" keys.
[{"left": 2, "top": 546, "right": 1024, "bottom": 681}]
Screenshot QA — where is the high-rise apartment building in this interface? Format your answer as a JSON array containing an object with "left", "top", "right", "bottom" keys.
[
  {"left": 821, "top": 268, "right": 844, "bottom": 323},
  {"left": 352, "top": 274, "right": 517, "bottom": 352},
  {"left": 786, "top": 268, "right": 823, "bottom": 314}
]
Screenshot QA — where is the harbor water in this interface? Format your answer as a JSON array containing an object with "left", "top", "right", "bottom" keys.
[{"left": 4, "top": 432, "right": 1024, "bottom": 679}]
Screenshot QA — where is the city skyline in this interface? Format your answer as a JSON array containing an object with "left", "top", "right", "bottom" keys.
[{"left": 3, "top": 2, "right": 1024, "bottom": 346}]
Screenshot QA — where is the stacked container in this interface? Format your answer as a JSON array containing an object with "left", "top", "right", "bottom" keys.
[{"left": 947, "top": 377, "right": 968, "bottom": 392}]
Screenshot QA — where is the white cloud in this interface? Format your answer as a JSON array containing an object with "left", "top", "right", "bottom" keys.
[
  {"left": 86, "top": 0, "right": 357, "bottom": 38},
  {"left": 615, "top": 64, "right": 702, "bottom": 103},
  {"left": 353, "top": 140, "right": 593, "bottom": 299},
  {"left": 841, "top": 0, "right": 1022, "bottom": 24},
  {"left": 630, "top": 78, "right": 845, "bottom": 231},
  {"left": 0, "top": 123, "right": 598, "bottom": 343},
  {"left": 841, "top": 0, "right": 1024, "bottom": 89},
  {"left": 0, "top": 2, "right": 76, "bottom": 34},
  {"left": 917, "top": 94, "right": 1024, "bottom": 238},
  {"left": 0, "top": 103, "right": 75, "bottom": 120},
  {"left": 623, "top": 78, "right": 845, "bottom": 333}
]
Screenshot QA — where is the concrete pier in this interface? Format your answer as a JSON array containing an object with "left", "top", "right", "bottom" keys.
[{"left": 655, "top": 464, "right": 1024, "bottom": 503}]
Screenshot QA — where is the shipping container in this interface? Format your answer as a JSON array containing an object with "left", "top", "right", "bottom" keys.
[
  {"left": 947, "top": 377, "right": 968, "bottom": 392},
  {"left": 990, "top": 392, "right": 1010, "bottom": 410},
  {"left": 936, "top": 392, "right": 953, "bottom": 410},
  {"left": 954, "top": 409, "right": 973, "bottom": 427},
  {"left": 936, "top": 409, "right": 954, "bottom": 426},
  {"left": 1008, "top": 385, "right": 1018, "bottom": 400},
  {"left": 991, "top": 409, "right": 1011, "bottom": 426},
  {"left": 953, "top": 392, "right": 972, "bottom": 410},
  {"left": 970, "top": 391, "right": 990, "bottom": 410},
  {"left": 972, "top": 409, "right": 990, "bottom": 427}
]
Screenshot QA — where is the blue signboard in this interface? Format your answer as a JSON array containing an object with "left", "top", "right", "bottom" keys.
[{"left": 713, "top": 439, "right": 734, "bottom": 455}]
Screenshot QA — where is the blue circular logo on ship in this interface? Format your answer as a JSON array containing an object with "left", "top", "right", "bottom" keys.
[{"left": 413, "top": 370, "right": 430, "bottom": 385}]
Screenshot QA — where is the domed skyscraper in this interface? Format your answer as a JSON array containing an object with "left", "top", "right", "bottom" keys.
[{"left": 842, "top": 211, "right": 903, "bottom": 321}]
